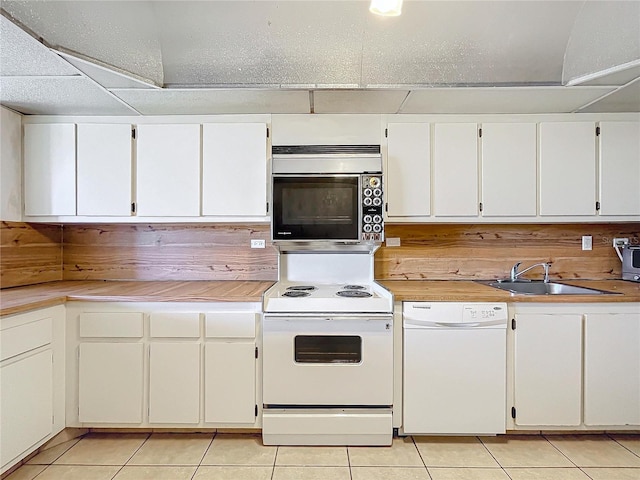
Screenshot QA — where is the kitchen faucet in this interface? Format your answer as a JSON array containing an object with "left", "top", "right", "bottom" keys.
[{"left": 510, "top": 262, "right": 551, "bottom": 283}]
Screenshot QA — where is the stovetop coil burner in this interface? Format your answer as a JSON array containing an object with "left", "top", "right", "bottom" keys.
[
  {"left": 286, "top": 285, "right": 317, "bottom": 292},
  {"left": 343, "top": 284, "right": 366, "bottom": 290},
  {"left": 282, "top": 291, "right": 311, "bottom": 298},
  {"left": 336, "top": 290, "right": 373, "bottom": 298}
]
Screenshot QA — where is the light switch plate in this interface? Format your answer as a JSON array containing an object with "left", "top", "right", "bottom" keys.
[
  {"left": 582, "top": 235, "right": 592, "bottom": 251},
  {"left": 250, "top": 239, "right": 266, "bottom": 249}
]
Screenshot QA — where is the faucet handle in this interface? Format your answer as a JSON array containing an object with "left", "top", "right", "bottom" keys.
[{"left": 510, "top": 262, "right": 521, "bottom": 281}]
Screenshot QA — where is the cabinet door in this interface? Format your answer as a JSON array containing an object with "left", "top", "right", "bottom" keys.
[
  {"left": 584, "top": 313, "right": 640, "bottom": 426},
  {"left": 514, "top": 313, "right": 582, "bottom": 426},
  {"left": 77, "top": 124, "right": 132, "bottom": 216},
  {"left": 136, "top": 124, "right": 200, "bottom": 216},
  {"left": 202, "top": 123, "right": 267, "bottom": 216},
  {"left": 78, "top": 343, "right": 143, "bottom": 423},
  {"left": 386, "top": 123, "right": 430, "bottom": 217},
  {"left": 433, "top": 123, "right": 478, "bottom": 217},
  {"left": 149, "top": 343, "right": 200, "bottom": 424},
  {"left": 539, "top": 122, "right": 596, "bottom": 216},
  {"left": 481, "top": 123, "right": 537, "bottom": 217},
  {"left": 0, "top": 350, "right": 53, "bottom": 468},
  {"left": 24, "top": 124, "right": 76, "bottom": 216},
  {"left": 599, "top": 122, "right": 640, "bottom": 216},
  {"left": 204, "top": 342, "right": 255, "bottom": 424}
]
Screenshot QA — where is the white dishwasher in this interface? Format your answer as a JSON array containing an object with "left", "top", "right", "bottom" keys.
[{"left": 402, "top": 302, "right": 508, "bottom": 435}]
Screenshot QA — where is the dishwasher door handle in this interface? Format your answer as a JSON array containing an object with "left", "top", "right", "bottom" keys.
[
  {"left": 435, "top": 321, "right": 481, "bottom": 328},
  {"left": 404, "top": 318, "right": 507, "bottom": 328}
]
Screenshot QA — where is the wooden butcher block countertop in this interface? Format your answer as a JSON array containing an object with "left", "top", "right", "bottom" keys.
[
  {"left": 0, "top": 280, "right": 275, "bottom": 316},
  {"left": 379, "top": 279, "right": 640, "bottom": 303}
]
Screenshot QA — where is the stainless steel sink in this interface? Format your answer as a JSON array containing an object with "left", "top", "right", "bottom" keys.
[{"left": 478, "top": 280, "right": 619, "bottom": 295}]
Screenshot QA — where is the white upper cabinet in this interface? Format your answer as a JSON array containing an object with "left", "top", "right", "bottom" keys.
[
  {"left": 481, "top": 123, "right": 537, "bottom": 217},
  {"left": 202, "top": 123, "right": 267, "bottom": 217},
  {"left": 385, "top": 123, "right": 431, "bottom": 217},
  {"left": 24, "top": 123, "right": 76, "bottom": 216},
  {"left": 599, "top": 121, "right": 640, "bottom": 216},
  {"left": 539, "top": 122, "right": 596, "bottom": 216},
  {"left": 433, "top": 123, "right": 478, "bottom": 217},
  {"left": 136, "top": 124, "right": 201, "bottom": 217},
  {"left": 77, "top": 124, "right": 132, "bottom": 216}
]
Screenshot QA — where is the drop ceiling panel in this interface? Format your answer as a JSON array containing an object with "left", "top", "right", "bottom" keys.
[
  {"left": 0, "top": 76, "right": 135, "bottom": 115},
  {"left": 2, "top": 0, "right": 164, "bottom": 85},
  {"left": 155, "top": 1, "right": 365, "bottom": 86},
  {"left": 562, "top": 1, "right": 640, "bottom": 86},
  {"left": 362, "top": 1, "right": 581, "bottom": 86},
  {"left": 112, "top": 89, "right": 310, "bottom": 114},
  {"left": 578, "top": 81, "right": 640, "bottom": 113},
  {"left": 0, "top": 15, "right": 78, "bottom": 76},
  {"left": 401, "top": 87, "right": 616, "bottom": 114},
  {"left": 313, "top": 90, "right": 408, "bottom": 113}
]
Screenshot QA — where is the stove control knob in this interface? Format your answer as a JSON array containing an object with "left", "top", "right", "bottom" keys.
[
  {"left": 369, "top": 177, "right": 381, "bottom": 188},
  {"left": 364, "top": 197, "right": 373, "bottom": 206},
  {"left": 373, "top": 197, "right": 382, "bottom": 206},
  {"left": 635, "top": 275, "right": 640, "bottom": 281},
  {"left": 373, "top": 224, "right": 382, "bottom": 233},
  {"left": 363, "top": 214, "right": 373, "bottom": 224},
  {"left": 364, "top": 188, "right": 373, "bottom": 197},
  {"left": 373, "top": 214, "right": 382, "bottom": 224},
  {"left": 363, "top": 224, "right": 373, "bottom": 233},
  {"left": 373, "top": 188, "right": 382, "bottom": 197}
]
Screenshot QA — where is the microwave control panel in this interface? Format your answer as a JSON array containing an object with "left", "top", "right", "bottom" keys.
[{"left": 361, "top": 174, "right": 384, "bottom": 242}]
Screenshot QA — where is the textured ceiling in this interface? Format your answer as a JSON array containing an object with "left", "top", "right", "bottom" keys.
[{"left": 1, "top": 0, "right": 638, "bottom": 115}]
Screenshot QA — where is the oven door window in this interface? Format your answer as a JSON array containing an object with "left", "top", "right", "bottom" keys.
[
  {"left": 294, "top": 335, "right": 362, "bottom": 364},
  {"left": 272, "top": 176, "right": 359, "bottom": 241}
]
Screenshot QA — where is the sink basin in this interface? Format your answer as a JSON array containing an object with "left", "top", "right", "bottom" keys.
[{"left": 479, "top": 281, "right": 618, "bottom": 295}]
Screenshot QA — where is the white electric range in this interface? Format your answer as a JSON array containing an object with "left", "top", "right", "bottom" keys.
[{"left": 261, "top": 250, "right": 394, "bottom": 446}]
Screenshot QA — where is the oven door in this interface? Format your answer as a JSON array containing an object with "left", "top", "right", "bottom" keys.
[
  {"left": 262, "top": 315, "right": 393, "bottom": 406},
  {"left": 271, "top": 175, "right": 360, "bottom": 241}
]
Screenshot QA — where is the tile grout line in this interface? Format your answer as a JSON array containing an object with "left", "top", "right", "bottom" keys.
[
  {"left": 191, "top": 432, "right": 217, "bottom": 480},
  {"left": 346, "top": 444, "right": 353, "bottom": 480},
  {"left": 477, "top": 434, "right": 513, "bottom": 475},
  {"left": 410, "top": 435, "right": 433, "bottom": 479},
  {"left": 607, "top": 432, "right": 640, "bottom": 459},
  {"left": 541, "top": 434, "right": 581, "bottom": 468},
  {"left": 270, "top": 445, "right": 279, "bottom": 480},
  {"left": 112, "top": 432, "right": 152, "bottom": 480}
]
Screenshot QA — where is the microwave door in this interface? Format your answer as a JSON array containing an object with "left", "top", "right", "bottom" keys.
[{"left": 272, "top": 176, "right": 360, "bottom": 241}]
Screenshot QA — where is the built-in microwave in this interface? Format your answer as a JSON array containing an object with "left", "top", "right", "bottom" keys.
[
  {"left": 622, "top": 245, "right": 640, "bottom": 282},
  {"left": 271, "top": 145, "right": 384, "bottom": 244}
]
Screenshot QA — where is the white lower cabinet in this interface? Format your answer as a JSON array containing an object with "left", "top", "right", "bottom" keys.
[
  {"left": 0, "top": 306, "right": 65, "bottom": 475},
  {"left": 584, "top": 313, "right": 640, "bottom": 426},
  {"left": 149, "top": 343, "right": 200, "bottom": 424},
  {"left": 510, "top": 304, "right": 640, "bottom": 431},
  {"left": 78, "top": 343, "right": 144, "bottom": 423},
  {"left": 205, "top": 342, "right": 256, "bottom": 423},
  {"left": 67, "top": 302, "right": 260, "bottom": 428},
  {"left": 513, "top": 313, "right": 582, "bottom": 426}
]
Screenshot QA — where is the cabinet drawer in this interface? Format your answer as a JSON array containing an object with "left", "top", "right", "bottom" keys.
[
  {"left": 1, "top": 317, "right": 52, "bottom": 362},
  {"left": 205, "top": 313, "right": 256, "bottom": 338},
  {"left": 79, "top": 312, "right": 144, "bottom": 338},
  {"left": 150, "top": 313, "right": 200, "bottom": 338}
]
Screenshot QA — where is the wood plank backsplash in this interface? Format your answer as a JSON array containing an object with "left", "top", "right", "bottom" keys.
[
  {"left": 374, "top": 224, "right": 640, "bottom": 281},
  {"left": 2, "top": 222, "right": 638, "bottom": 287},
  {"left": 1, "top": 221, "right": 63, "bottom": 288},
  {"left": 62, "top": 224, "right": 278, "bottom": 281}
]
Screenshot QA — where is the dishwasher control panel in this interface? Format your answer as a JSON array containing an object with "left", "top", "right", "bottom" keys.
[{"left": 404, "top": 302, "right": 508, "bottom": 328}]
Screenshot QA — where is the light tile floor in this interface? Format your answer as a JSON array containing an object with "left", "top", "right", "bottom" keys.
[{"left": 5, "top": 433, "right": 640, "bottom": 480}]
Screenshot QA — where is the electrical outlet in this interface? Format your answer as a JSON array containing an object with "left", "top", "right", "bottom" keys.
[
  {"left": 386, "top": 237, "right": 401, "bottom": 247},
  {"left": 582, "top": 235, "right": 592, "bottom": 251},
  {"left": 613, "top": 237, "right": 630, "bottom": 247},
  {"left": 250, "top": 239, "right": 266, "bottom": 249}
]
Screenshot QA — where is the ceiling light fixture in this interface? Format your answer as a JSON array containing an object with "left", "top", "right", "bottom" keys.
[{"left": 369, "top": 0, "right": 403, "bottom": 16}]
